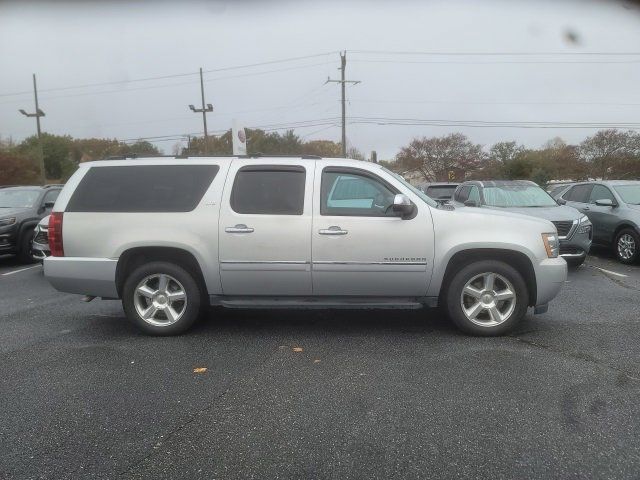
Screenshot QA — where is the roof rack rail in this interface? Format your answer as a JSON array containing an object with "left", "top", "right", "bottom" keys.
[
  {"left": 43, "top": 184, "right": 65, "bottom": 188},
  {"left": 99, "top": 154, "right": 324, "bottom": 161},
  {"left": 0, "top": 185, "right": 23, "bottom": 189}
]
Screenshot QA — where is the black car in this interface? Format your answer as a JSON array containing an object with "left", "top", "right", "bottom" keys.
[{"left": 0, "top": 185, "right": 62, "bottom": 263}]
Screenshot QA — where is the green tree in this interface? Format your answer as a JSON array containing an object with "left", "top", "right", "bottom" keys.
[{"left": 16, "top": 133, "right": 75, "bottom": 180}]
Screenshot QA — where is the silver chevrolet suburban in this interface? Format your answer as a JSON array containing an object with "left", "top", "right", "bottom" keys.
[{"left": 43, "top": 156, "right": 567, "bottom": 336}]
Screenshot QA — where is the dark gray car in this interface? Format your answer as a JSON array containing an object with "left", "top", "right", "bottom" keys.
[
  {"left": 453, "top": 180, "right": 592, "bottom": 266},
  {"left": 554, "top": 181, "right": 640, "bottom": 264}
]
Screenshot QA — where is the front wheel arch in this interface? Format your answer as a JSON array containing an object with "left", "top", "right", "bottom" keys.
[{"left": 439, "top": 248, "right": 537, "bottom": 307}]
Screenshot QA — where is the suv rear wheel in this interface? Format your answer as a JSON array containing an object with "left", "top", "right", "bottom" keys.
[
  {"left": 122, "top": 261, "right": 202, "bottom": 335},
  {"left": 614, "top": 228, "right": 639, "bottom": 264},
  {"left": 445, "top": 260, "right": 529, "bottom": 336}
]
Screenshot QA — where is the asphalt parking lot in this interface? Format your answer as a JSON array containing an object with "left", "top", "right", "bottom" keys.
[{"left": 1, "top": 251, "right": 640, "bottom": 479}]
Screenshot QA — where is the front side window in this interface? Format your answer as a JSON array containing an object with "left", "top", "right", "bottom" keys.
[
  {"left": 231, "top": 166, "right": 305, "bottom": 215},
  {"left": 321, "top": 169, "right": 396, "bottom": 216},
  {"left": 42, "top": 190, "right": 60, "bottom": 206},
  {"left": 483, "top": 184, "right": 557, "bottom": 207},
  {"left": 455, "top": 186, "right": 471, "bottom": 203},
  {"left": 589, "top": 185, "right": 615, "bottom": 204},
  {"left": 468, "top": 186, "right": 481, "bottom": 204}
]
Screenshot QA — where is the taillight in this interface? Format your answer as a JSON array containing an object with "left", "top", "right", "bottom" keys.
[{"left": 48, "top": 212, "right": 64, "bottom": 257}]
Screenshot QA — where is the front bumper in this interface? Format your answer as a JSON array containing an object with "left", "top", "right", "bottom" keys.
[
  {"left": 534, "top": 257, "right": 567, "bottom": 307},
  {"left": 44, "top": 257, "right": 119, "bottom": 298},
  {"left": 0, "top": 225, "right": 18, "bottom": 253},
  {"left": 559, "top": 226, "right": 592, "bottom": 260}
]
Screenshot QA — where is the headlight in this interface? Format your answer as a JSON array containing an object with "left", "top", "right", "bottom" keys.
[
  {"left": 577, "top": 215, "right": 592, "bottom": 234},
  {"left": 542, "top": 232, "right": 559, "bottom": 258},
  {"left": 0, "top": 217, "right": 16, "bottom": 227}
]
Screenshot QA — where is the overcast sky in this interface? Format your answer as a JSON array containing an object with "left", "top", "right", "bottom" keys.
[{"left": 1, "top": 0, "right": 639, "bottom": 158}]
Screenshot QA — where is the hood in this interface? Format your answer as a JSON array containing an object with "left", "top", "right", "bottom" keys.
[
  {"left": 38, "top": 215, "right": 50, "bottom": 227},
  {"left": 484, "top": 204, "right": 582, "bottom": 222},
  {"left": 453, "top": 204, "right": 554, "bottom": 229},
  {"left": 0, "top": 207, "right": 31, "bottom": 219}
]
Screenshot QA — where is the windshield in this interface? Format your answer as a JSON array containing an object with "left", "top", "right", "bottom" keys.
[
  {"left": 483, "top": 185, "right": 558, "bottom": 208},
  {"left": 382, "top": 167, "right": 437, "bottom": 207},
  {"left": 0, "top": 190, "right": 40, "bottom": 208},
  {"left": 614, "top": 185, "right": 640, "bottom": 205}
]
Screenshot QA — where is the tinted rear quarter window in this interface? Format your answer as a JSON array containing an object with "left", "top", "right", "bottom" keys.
[
  {"left": 230, "top": 166, "right": 305, "bottom": 215},
  {"left": 455, "top": 186, "right": 471, "bottom": 202},
  {"left": 66, "top": 165, "right": 219, "bottom": 212}
]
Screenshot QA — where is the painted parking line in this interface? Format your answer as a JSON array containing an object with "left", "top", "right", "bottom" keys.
[
  {"left": 592, "top": 265, "right": 628, "bottom": 278},
  {"left": 1, "top": 265, "right": 42, "bottom": 276}
]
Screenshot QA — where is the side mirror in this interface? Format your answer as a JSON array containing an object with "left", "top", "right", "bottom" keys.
[
  {"left": 44, "top": 201, "right": 55, "bottom": 209},
  {"left": 595, "top": 198, "right": 615, "bottom": 207},
  {"left": 392, "top": 194, "right": 415, "bottom": 219},
  {"left": 464, "top": 200, "right": 478, "bottom": 207},
  {"left": 556, "top": 198, "right": 567, "bottom": 206}
]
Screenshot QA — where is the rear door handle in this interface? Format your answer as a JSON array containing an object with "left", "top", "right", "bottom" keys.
[
  {"left": 319, "top": 226, "right": 348, "bottom": 235},
  {"left": 225, "top": 224, "right": 254, "bottom": 234}
]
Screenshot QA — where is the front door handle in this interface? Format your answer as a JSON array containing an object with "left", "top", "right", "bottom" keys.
[
  {"left": 582, "top": 206, "right": 590, "bottom": 211},
  {"left": 319, "top": 226, "right": 348, "bottom": 235},
  {"left": 225, "top": 224, "right": 254, "bottom": 234}
]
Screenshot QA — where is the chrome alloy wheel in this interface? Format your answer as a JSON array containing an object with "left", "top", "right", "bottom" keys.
[
  {"left": 134, "top": 274, "right": 187, "bottom": 326},
  {"left": 618, "top": 234, "right": 636, "bottom": 261},
  {"left": 460, "top": 272, "right": 517, "bottom": 327}
]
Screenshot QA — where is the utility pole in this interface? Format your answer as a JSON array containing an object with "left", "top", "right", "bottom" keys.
[
  {"left": 19, "top": 74, "right": 46, "bottom": 185},
  {"left": 326, "top": 51, "right": 360, "bottom": 157},
  {"left": 188, "top": 67, "right": 213, "bottom": 153}
]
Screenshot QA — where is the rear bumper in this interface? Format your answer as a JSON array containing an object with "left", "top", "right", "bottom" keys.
[
  {"left": 534, "top": 257, "right": 567, "bottom": 306},
  {"left": 44, "top": 257, "right": 118, "bottom": 298}
]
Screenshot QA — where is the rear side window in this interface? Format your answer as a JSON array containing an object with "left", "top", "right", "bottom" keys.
[
  {"left": 230, "top": 166, "right": 305, "bottom": 215},
  {"left": 563, "top": 184, "right": 593, "bottom": 203},
  {"left": 425, "top": 185, "right": 456, "bottom": 200},
  {"left": 66, "top": 165, "right": 219, "bottom": 212}
]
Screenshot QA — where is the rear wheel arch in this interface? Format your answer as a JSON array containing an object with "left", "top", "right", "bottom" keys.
[
  {"left": 612, "top": 223, "right": 639, "bottom": 243},
  {"left": 116, "top": 247, "right": 208, "bottom": 300},
  {"left": 440, "top": 248, "right": 537, "bottom": 307}
]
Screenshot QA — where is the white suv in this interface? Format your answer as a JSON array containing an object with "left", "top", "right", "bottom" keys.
[{"left": 44, "top": 156, "right": 567, "bottom": 336}]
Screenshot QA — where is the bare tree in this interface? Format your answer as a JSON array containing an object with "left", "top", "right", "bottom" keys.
[{"left": 396, "top": 133, "right": 485, "bottom": 181}]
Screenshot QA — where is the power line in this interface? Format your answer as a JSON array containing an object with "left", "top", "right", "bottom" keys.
[
  {"left": 349, "top": 49, "right": 640, "bottom": 56},
  {"left": 351, "top": 59, "right": 640, "bottom": 65},
  {"left": 0, "top": 51, "right": 338, "bottom": 98},
  {"left": 349, "top": 98, "right": 640, "bottom": 107}
]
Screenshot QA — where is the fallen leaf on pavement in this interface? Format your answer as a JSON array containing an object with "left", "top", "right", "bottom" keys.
[
  {"left": 292, "top": 347, "right": 303, "bottom": 352},
  {"left": 193, "top": 367, "right": 207, "bottom": 373}
]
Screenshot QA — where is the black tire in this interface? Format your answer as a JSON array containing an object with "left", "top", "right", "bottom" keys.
[
  {"left": 17, "top": 228, "right": 37, "bottom": 264},
  {"left": 613, "top": 228, "right": 640, "bottom": 265},
  {"left": 444, "top": 260, "right": 529, "bottom": 336},
  {"left": 122, "top": 261, "right": 202, "bottom": 336},
  {"left": 565, "top": 256, "right": 586, "bottom": 268}
]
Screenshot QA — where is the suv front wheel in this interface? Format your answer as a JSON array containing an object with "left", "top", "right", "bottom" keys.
[
  {"left": 122, "top": 261, "right": 202, "bottom": 335},
  {"left": 445, "top": 260, "right": 529, "bottom": 336}
]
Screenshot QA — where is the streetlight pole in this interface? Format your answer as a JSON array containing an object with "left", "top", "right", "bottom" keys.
[
  {"left": 188, "top": 67, "right": 214, "bottom": 154},
  {"left": 19, "top": 74, "right": 46, "bottom": 184}
]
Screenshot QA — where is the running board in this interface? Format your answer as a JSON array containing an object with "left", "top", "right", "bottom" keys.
[{"left": 210, "top": 295, "right": 438, "bottom": 309}]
